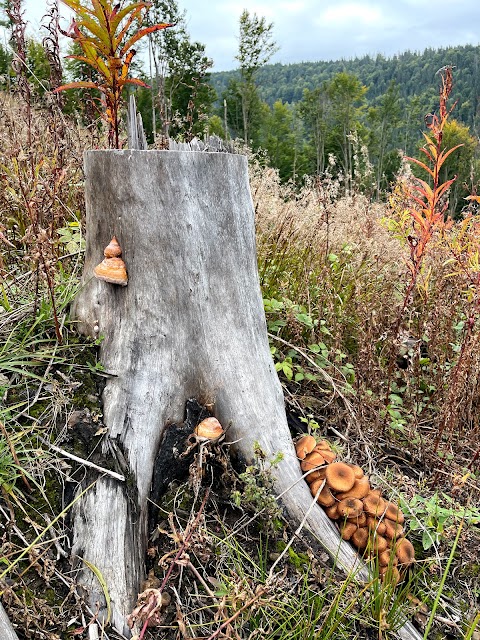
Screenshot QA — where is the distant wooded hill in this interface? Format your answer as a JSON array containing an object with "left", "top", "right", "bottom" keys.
[{"left": 210, "top": 44, "right": 480, "bottom": 130}]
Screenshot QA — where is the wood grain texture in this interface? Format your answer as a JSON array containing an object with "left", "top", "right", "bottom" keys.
[{"left": 71, "top": 150, "right": 421, "bottom": 640}]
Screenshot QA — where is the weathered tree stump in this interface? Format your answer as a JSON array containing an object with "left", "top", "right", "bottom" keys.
[{"left": 71, "top": 149, "right": 421, "bottom": 640}]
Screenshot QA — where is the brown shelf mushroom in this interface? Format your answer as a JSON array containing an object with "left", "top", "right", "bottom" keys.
[
  {"left": 325, "top": 462, "right": 356, "bottom": 493},
  {"left": 103, "top": 235, "right": 123, "bottom": 258},
  {"left": 94, "top": 256, "right": 128, "bottom": 286},
  {"left": 94, "top": 236, "right": 128, "bottom": 286}
]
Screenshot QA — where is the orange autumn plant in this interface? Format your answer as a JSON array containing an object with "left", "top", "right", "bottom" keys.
[
  {"left": 402, "top": 66, "right": 460, "bottom": 308},
  {"left": 56, "top": 0, "right": 172, "bottom": 147},
  {"left": 384, "top": 66, "right": 462, "bottom": 411}
]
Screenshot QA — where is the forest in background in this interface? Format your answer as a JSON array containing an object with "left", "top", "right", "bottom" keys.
[
  {"left": 1, "top": 14, "right": 480, "bottom": 216},
  {"left": 209, "top": 44, "right": 480, "bottom": 211}
]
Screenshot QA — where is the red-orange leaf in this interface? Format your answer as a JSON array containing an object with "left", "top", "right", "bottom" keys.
[
  {"left": 406, "top": 155, "right": 434, "bottom": 179},
  {"left": 54, "top": 80, "right": 98, "bottom": 93},
  {"left": 120, "top": 23, "right": 173, "bottom": 56}
]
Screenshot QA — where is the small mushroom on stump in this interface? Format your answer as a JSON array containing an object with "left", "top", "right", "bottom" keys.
[{"left": 194, "top": 417, "right": 224, "bottom": 440}]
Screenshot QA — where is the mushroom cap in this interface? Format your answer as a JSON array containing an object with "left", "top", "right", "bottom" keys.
[
  {"left": 337, "top": 497, "right": 363, "bottom": 518},
  {"left": 316, "top": 484, "right": 335, "bottom": 507},
  {"left": 301, "top": 450, "right": 325, "bottom": 472},
  {"left": 348, "top": 512, "right": 367, "bottom": 527},
  {"left": 325, "top": 462, "right": 356, "bottom": 493},
  {"left": 351, "top": 526, "right": 369, "bottom": 549},
  {"left": 337, "top": 475, "right": 371, "bottom": 500},
  {"left": 378, "top": 550, "right": 396, "bottom": 568},
  {"left": 295, "top": 435, "right": 316, "bottom": 460},
  {"left": 94, "top": 257, "right": 128, "bottom": 286},
  {"left": 316, "top": 439, "right": 332, "bottom": 450},
  {"left": 369, "top": 534, "right": 388, "bottom": 554},
  {"left": 324, "top": 503, "right": 340, "bottom": 519},
  {"left": 194, "top": 417, "right": 224, "bottom": 439},
  {"left": 380, "top": 566, "right": 401, "bottom": 585},
  {"left": 103, "top": 235, "right": 122, "bottom": 258},
  {"left": 347, "top": 463, "right": 365, "bottom": 479},
  {"left": 366, "top": 517, "right": 387, "bottom": 536},
  {"left": 384, "top": 502, "right": 405, "bottom": 524},
  {"left": 363, "top": 492, "right": 387, "bottom": 516},
  {"left": 395, "top": 538, "right": 415, "bottom": 566},
  {"left": 314, "top": 446, "right": 336, "bottom": 463},
  {"left": 384, "top": 518, "right": 404, "bottom": 540},
  {"left": 340, "top": 521, "right": 357, "bottom": 541},
  {"left": 305, "top": 468, "right": 326, "bottom": 484},
  {"left": 309, "top": 477, "right": 325, "bottom": 496}
]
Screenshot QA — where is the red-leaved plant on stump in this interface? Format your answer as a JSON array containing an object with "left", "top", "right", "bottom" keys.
[{"left": 56, "top": 0, "right": 172, "bottom": 148}]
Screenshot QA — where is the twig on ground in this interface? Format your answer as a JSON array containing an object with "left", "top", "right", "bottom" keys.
[
  {"left": 268, "top": 479, "right": 326, "bottom": 580},
  {"left": 39, "top": 437, "right": 125, "bottom": 482}
]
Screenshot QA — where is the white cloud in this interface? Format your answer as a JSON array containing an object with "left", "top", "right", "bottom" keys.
[
  {"left": 17, "top": 0, "right": 480, "bottom": 72},
  {"left": 320, "top": 3, "right": 384, "bottom": 26}
]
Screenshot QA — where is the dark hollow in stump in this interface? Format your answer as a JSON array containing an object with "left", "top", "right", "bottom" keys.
[{"left": 71, "top": 149, "right": 421, "bottom": 640}]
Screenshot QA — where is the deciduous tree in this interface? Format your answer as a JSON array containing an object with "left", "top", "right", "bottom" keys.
[{"left": 235, "top": 9, "right": 278, "bottom": 143}]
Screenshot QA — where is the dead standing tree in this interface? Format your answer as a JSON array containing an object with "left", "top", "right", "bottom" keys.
[{"left": 71, "top": 146, "right": 422, "bottom": 640}]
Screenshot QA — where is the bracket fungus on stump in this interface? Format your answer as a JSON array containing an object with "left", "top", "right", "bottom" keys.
[{"left": 93, "top": 235, "right": 128, "bottom": 286}]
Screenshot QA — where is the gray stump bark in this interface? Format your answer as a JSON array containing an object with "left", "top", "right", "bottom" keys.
[
  {"left": 0, "top": 602, "right": 19, "bottom": 640},
  {"left": 71, "top": 149, "right": 421, "bottom": 640}
]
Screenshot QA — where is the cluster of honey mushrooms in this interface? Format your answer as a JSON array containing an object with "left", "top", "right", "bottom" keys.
[{"left": 295, "top": 435, "right": 415, "bottom": 582}]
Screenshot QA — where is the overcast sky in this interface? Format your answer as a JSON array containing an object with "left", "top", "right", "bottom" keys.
[{"left": 21, "top": 0, "right": 480, "bottom": 72}]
